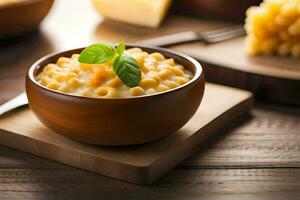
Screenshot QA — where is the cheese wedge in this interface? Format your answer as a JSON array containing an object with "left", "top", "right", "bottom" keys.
[{"left": 92, "top": 0, "right": 172, "bottom": 28}]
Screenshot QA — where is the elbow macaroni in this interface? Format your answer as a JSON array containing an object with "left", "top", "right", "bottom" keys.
[{"left": 36, "top": 48, "right": 193, "bottom": 98}]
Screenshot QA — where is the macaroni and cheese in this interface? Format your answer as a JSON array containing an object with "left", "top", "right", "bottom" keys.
[
  {"left": 36, "top": 48, "right": 193, "bottom": 98},
  {"left": 245, "top": 0, "right": 300, "bottom": 57}
]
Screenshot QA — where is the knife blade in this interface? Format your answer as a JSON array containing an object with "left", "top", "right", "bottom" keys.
[{"left": 0, "top": 92, "right": 28, "bottom": 116}]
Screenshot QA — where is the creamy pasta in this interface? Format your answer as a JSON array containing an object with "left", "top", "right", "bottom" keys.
[{"left": 36, "top": 48, "right": 193, "bottom": 98}]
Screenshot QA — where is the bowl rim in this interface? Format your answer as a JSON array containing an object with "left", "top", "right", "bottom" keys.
[
  {"left": 27, "top": 43, "right": 204, "bottom": 100},
  {"left": 0, "top": 0, "right": 53, "bottom": 10}
]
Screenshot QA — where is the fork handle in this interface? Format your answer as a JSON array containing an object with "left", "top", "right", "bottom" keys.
[
  {"left": 0, "top": 92, "right": 28, "bottom": 116},
  {"left": 140, "top": 31, "right": 201, "bottom": 47}
]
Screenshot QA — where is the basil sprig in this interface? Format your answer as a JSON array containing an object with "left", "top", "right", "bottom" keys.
[
  {"left": 78, "top": 42, "right": 115, "bottom": 64},
  {"left": 78, "top": 41, "right": 141, "bottom": 87}
]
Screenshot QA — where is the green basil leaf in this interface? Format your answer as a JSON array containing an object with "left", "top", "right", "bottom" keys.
[
  {"left": 78, "top": 42, "right": 115, "bottom": 64},
  {"left": 113, "top": 54, "right": 141, "bottom": 87},
  {"left": 116, "top": 40, "right": 125, "bottom": 55}
]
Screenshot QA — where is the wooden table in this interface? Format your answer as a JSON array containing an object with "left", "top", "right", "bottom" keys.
[{"left": 1, "top": 0, "right": 300, "bottom": 199}]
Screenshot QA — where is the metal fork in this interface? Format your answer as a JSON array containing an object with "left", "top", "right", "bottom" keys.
[{"left": 140, "top": 25, "right": 245, "bottom": 47}]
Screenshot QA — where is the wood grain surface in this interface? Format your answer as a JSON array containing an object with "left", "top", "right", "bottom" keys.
[
  {"left": 0, "top": 0, "right": 300, "bottom": 198},
  {"left": 0, "top": 83, "right": 252, "bottom": 184},
  {"left": 0, "top": 104, "right": 299, "bottom": 199}
]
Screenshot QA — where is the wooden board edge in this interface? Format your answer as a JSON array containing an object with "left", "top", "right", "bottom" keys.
[
  {"left": 173, "top": 42, "right": 300, "bottom": 81},
  {"left": 172, "top": 44, "right": 300, "bottom": 105},
  {"left": 145, "top": 94, "right": 253, "bottom": 185},
  {"left": 200, "top": 61, "right": 300, "bottom": 105},
  {"left": 0, "top": 128, "right": 150, "bottom": 184}
]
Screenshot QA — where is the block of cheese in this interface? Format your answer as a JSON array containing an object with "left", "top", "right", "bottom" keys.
[
  {"left": 92, "top": 0, "right": 172, "bottom": 28},
  {"left": 245, "top": 0, "right": 300, "bottom": 57},
  {"left": 0, "top": 0, "right": 23, "bottom": 7}
]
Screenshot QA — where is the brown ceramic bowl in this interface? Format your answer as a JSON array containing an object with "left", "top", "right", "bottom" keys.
[
  {"left": 0, "top": 0, "right": 54, "bottom": 39},
  {"left": 26, "top": 45, "right": 205, "bottom": 146},
  {"left": 172, "top": 0, "right": 262, "bottom": 22}
]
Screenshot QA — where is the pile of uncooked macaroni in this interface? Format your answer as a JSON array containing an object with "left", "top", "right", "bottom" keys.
[{"left": 245, "top": 0, "right": 300, "bottom": 57}]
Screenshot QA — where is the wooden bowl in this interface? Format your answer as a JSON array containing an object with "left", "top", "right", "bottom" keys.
[
  {"left": 172, "top": 0, "right": 262, "bottom": 22},
  {"left": 26, "top": 45, "right": 205, "bottom": 146},
  {"left": 0, "top": 0, "right": 54, "bottom": 39}
]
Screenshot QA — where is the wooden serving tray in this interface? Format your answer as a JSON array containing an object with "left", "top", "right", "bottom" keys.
[
  {"left": 0, "top": 83, "right": 252, "bottom": 184},
  {"left": 172, "top": 37, "right": 300, "bottom": 105}
]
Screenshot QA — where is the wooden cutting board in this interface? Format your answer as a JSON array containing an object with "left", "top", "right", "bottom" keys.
[
  {"left": 171, "top": 37, "right": 300, "bottom": 105},
  {"left": 0, "top": 83, "right": 252, "bottom": 185}
]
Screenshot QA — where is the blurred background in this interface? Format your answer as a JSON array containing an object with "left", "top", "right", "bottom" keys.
[
  {"left": 0, "top": 0, "right": 262, "bottom": 47},
  {"left": 0, "top": 0, "right": 261, "bottom": 97}
]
